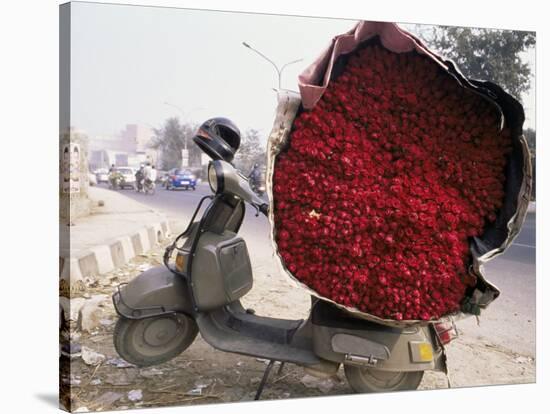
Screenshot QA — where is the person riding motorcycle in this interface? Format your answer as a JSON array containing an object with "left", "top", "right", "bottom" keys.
[
  {"left": 248, "top": 163, "right": 261, "bottom": 184},
  {"left": 248, "top": 163, "right": 264, "bottom": 195},
  {"left": 135, "top": 166, "right": 145, "bottom": 192},
  {"left": 143, "top": 163, "right": 157, "bottom": 193},
  {"left": 108, "top": 165, "right": 122, "bottom": 189}
]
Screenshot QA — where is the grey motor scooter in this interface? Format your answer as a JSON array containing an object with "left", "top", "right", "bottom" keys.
[{"left": 112, "top": 148, "right": 456, "bottom": 399}]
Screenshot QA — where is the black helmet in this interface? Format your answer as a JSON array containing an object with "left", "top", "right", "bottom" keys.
[{"left": 193, "top": 117, "right": 241, "bottom": 163}]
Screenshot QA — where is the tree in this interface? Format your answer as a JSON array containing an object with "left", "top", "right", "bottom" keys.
[
  {"left": 427, "top": 27, "right": 535, "bottom": 100},
  {"left": 523, "top": 128, "right": 536, "bottom": 200},
  {"left": 233, "top": 129, "right": 266, "bottom": 174},
  {"left": 524, "top": 128, "right": 536, "bottom": 153},
  {"left": 149, "top": 117, "right": 201, "bottom": 170},
  {"left": 404, "top": 25, "right": 536, "bottom": 199}
]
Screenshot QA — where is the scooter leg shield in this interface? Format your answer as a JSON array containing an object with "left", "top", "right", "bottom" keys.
[{"left": 112, "top": 266, "right": 194, "bottom": 319}]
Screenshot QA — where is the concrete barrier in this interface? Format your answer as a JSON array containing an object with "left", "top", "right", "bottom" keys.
[{"left": 60, "top": 219, "right": 171, "bottom": 283}]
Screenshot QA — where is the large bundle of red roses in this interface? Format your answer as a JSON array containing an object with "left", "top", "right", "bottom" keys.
[{"left": 273, "top": 43, "right": 512, "bottom": 321}]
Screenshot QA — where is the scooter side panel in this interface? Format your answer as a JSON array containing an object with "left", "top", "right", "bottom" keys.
[
  {"left": 113, "top": 265, "right": 194, "bottom": 319},
  {"left": 312, "top": 323, "right": 442, "bottom": 372}
]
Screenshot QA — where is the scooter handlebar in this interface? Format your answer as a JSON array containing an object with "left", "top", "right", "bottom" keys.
[{"left": 213, "top": 161, "right": 269, "bottom": 212}]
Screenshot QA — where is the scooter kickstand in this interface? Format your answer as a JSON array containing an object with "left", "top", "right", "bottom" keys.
[
  {"left": 254, "top": 359, "right": 276, "bottom": 400},
  {"left": 276, "top": 361, "right": 285, "bottom": 376}
]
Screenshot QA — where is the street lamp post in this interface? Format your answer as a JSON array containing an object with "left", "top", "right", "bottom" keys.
[
  {"left": 163, "top": 102, "right": 205, "bottom": 150},
  {"left": 139, "top": 121, "right": 159, "bottom": 167},
  {"left": 242, "top": 42, "right": 302, "bottom": 91}
]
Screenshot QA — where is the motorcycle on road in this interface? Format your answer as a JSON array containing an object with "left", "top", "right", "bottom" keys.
[
  {"left": 144, "top": 178, "right": 155, "bottom": 195},
  {"left": 109, "top": 173, "right": 122, "bottom": 190},
  {"left": 250, "top": 179, "right": 266, "bottom": 197}
]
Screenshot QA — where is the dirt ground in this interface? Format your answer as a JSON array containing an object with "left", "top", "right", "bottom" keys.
[{"left": 60, "top": 233, "right": 535, "bottom": 412}]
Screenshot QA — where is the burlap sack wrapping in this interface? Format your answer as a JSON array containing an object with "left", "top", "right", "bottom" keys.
[{"left": 265, "top": 21, "right": 532, "bottom": 328}]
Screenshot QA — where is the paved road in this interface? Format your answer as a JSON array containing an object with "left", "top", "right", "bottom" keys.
[
  {"left": 110, "top": 182, "right": 536, "bottom": 356},
  {"left": 461, "top": 213, "right": 536, "bottom": 355}
]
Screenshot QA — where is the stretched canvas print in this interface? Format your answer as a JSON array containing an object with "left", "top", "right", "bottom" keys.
[{"left": 59, "top": 2, "right": 536, "bottom": 412}]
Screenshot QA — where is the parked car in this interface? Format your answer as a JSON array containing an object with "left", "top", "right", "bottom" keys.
[
  {"left": 114, "top": 167, "right": 136, "bottom": 189},
  {"left": 95, "top": 168, "right": 109, "bottom": 184},
  {"left": 164, "top": 168, "right": 197, "bottom": 190}
]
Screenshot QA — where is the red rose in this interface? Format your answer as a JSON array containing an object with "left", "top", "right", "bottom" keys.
[{"left": 273, "top": 43, "right": 510, "bottom": 320}]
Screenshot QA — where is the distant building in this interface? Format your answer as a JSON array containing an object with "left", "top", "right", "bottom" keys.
[
  {"left": 89, "top": 149, "right": 154, "bottom": 170},
  {"left": 119, "top": 124, "right": 154, "bottom": 153},
  {"left": 88, "top": 124, "right": 159, "bottom": 170},
  {"left": 89, "top": 149, "right": 111, "bottom": 170}
]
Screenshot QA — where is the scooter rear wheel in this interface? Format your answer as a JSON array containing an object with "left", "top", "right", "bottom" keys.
[
  {"left": 114, "top": 314, "right": 198, "bottom": 367},
  {"left": 344, "top": 365, "right": 423, "bottom": 393}
]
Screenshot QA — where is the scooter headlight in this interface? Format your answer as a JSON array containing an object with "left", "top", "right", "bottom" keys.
[{"left": 208, "top": 161, "right": 224, "bottom": 194}]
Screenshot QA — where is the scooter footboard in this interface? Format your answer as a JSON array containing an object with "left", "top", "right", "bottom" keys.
[{"left": 112, "top": 266, "right": 194, "bottom": 319}]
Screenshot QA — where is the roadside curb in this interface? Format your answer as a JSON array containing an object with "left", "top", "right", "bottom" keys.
[{"left": 60, "top": 219, "right": 171, "bottom": 284}]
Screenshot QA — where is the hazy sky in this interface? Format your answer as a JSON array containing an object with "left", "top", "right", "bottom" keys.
[{"left": 70, "top": 2, "right": 536, "bottom": 142}]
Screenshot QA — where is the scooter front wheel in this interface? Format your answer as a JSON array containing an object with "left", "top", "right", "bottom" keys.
[
  {"left": 114, "top": 314, "right": 198, "bottom": 367},
  {"left": 344, "top": 365, "right": 423, "bottom": 393}
]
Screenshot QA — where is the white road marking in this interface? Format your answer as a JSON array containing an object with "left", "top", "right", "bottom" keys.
[{"left": 512, "top": 242, "right": 536, "bottom": 249}]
